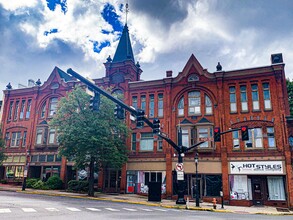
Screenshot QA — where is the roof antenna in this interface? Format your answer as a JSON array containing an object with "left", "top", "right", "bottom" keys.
[{"left": 125, "top": 1, "right": 129, "bottom": 24}]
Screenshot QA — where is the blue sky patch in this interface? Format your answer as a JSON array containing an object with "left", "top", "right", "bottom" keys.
[
  {"left": 46, "top": 0, "right": 68, "bottom": 14},
  {"left": 101, "top": 3, "right": 123, "bottom": 33},
  {"left": 44, "top": 28, "right": 58, "bottom": 36},
  {"left": 92, "top": 40, "right": 111, "bottom": 53}
]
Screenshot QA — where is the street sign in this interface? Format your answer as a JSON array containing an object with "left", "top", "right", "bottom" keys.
[
  {"left": 177, "top": 171, "right": 184, "bottom": 180},
  {"left": 176, "top": 163, "right": 184, "bottom": 171},
  {"left": 198, "top": 137, "right": 213, "bottom": 142},
  {"left": 23, "top": 170, "right": 28, "bottom": 178}
]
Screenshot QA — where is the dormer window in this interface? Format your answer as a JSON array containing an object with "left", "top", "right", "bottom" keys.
[{"left": 188, "top": 74, "right": 199, "bottom": 82}]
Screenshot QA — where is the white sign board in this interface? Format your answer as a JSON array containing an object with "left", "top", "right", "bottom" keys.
[
  {"left": 229, "top": 161, "right": 284, "bottom": 175},
  {"left": 23, "top": 170, "right": 28, "bottom": 178},
  {"left": 177, "top": 171, "right": 184, "bottom": 180},
  {"left": 176, "top": 163, "right": 184, "bottom": 171}
]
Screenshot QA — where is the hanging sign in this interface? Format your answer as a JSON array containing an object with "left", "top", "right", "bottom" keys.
[{"left": 229, "top": 161, "right": 284, "bottom": 174}]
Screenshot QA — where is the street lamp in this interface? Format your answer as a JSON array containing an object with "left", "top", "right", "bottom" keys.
[{"left": 194, "top": 152, "right": 200, "bottom": 207}]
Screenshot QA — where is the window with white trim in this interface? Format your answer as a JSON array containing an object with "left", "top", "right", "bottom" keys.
[
  {"left": 49, "top": 98, "right": 58, "bottom": 116},
  {"left": 8, "top": 101, "right": 13, "bottom": 121},
  {"left": 230, "top": 86, "right": 237, "bottom": 113},
  {"left": 240, "top": 85, "right": 248, "bottom": 111},
  {"left": 251, "top": 84, "right": 260, "bottom": 111},
  {"left": 181, "top": 128, "right": 190, "bottom": 147},
  {"left": 13, "top": 100, "right": 19, "bottom": 120},
  {"left": 178, "top": 97, "right": 184, "bottom": 116},
  {"left": 233, "top": 131, "right": 240, "bottom": 148},
  {"left": 149, "top": 94, "right": 154, "bottom": 118},
  {"left": 263, "top": 83, "right": 271, "bottom": 110},
  {"left": 48, "top": 128, "right": 57, "bottom": 144},
  {"left": 41, "top": 102, "right": 46, "bottom": 118},
  {"left": 245, "top": 128, "right": 263, "bottom": 148},
  {"left": 198, "top": 128, "right": 209, "bottom": 148},
  {"left": 132, "top": 96, "right": 137, "bottom": 109},
  {"left": 158, "top": 94, "right": 164, "bottom": 117},
  {"left": 140, "top": 133, "right": 153, "bottom": 151},
  {"left": 205, "top": 95, "right": 212, "bottom": 115},
  {"left": 131, "top": 133, "right": 136, "bottom": 151},
  {"left": 19, "top": 100, "right": 25, "bottom": 119},
  {"left": 36, "top": 128, "right": 43, "bottom": 145},
  {"left": 141, "top": 95, "right": 146, "bottom": 111},
  {"left": 22, "top": 131, "right": 27, "bottom": 147},
  {"left": 25, "top": 99, "right": 32, "bottom": 119},
  {"left": 188, "top": 91, "right": 201, "bottom": 115},
  {"left": 11, "top": 132, "right": 21, "bottom": 147}
]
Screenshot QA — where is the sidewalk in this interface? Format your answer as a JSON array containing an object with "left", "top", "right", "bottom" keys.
[{"left": 0, "top": 183, "right": 292, "bottom": 215}]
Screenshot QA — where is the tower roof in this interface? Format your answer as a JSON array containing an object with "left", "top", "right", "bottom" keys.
[{"left": 112, "top": 24, "right": 134, "bottom": 63}]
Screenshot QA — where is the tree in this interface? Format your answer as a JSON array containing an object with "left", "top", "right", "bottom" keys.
[
  {"left": 287, "top": 78, "right": 293, "bottom": 115},
  {"left": 0, "top": 127, "right": 7, "bottom": 165},
  {"left": 50, "top": 86, "right": 129, "bottom": 196}
]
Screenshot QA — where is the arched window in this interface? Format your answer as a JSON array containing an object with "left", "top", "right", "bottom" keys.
[
  {"left": 205, "top": 95, "right": 212, "bottom": 115},
  {"left": 41, "top": 102, "right": 46, "bottom": 118},
  {"left": 178, "top": 97, "right": 184, "bottom": 116},
  {"left": 188, "top": 91, "right": 201, "bottom": 115}
]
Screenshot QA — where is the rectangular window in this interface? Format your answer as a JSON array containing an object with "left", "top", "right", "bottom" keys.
[
  {"left": 240, "top": 85, "right": 248, "bottom": 111},
  {"left": 10, "top": 132, "right": 21, "bottom": 147},
  {"left": 140, "top": 133, "right": 154, "bottom": 151},
  {"left": 233, "top": 131, "right": 240, "bottom": 148},
  {"left": 5, "top": 132, "right": 10, "bottom": 146},
  {"left": 48, "top": 128, "right": 56, "bottom": 144},
  {"left": 36, "top": 128, "right": 43, "bottom": 145},
  {"left": 149, "top": 94, "right": 154, "bottom": 118},
  {"left": 158, "top": 94, "right": 164, "bottom": 117},
  {"left": 251, "top": 84, "right": 260, "bottom": 110},
  {"left": 178, "top": 97, "right": 184, "bottom": 116},
  {"left": 205, "top": 95, "right": 212, "bottom": 115},
  {"left": 267, "top": 176, "right": 285, "bottom": 200},
  {"left": 245, "top": 128, "right": 263, "bottom": 148},
  {"left": 267, "top": 127, "right": 275, "bottom": 148},
  {"left": 229, "top": 86, "right": 237, "bottom": 112},
  {"left": 47, "top": 155, "right": 55, "bottom": 162},
  {"left": 49, "top": 98, "right": 58, "bottom": 116},
  {"left": 25, "top": 99, "right": 32, "bottom": 119},
  {"left": 181, "top": 129, "right": 190, "bottom": 147},
  {"left": 132, "top": 96, "right": 137, "bottom": 109},
  {"left": 263, "top": 83, "right": 271, "bottom": 110},
  {"left": 31, "top": 155, "right": 38, "bottom": 162},
  {"left": 22, "top": 131, "right": 27, "bottom": 147},
  {"left": 157, "top": 136, "right": 163, "bottom": 151},
  {"left": 188, "top": 91, "right": 201, "bottom": 115},
  {"left": 14, "top": 100, "right": 19, "bottom": 120},
  {"left": 8, "top": 101, "right": 14, "bottom": 120},
  {"left": 39, "top": 155, "right": 46, "bottom": 162},
  {"left": 198, "top": 128, "right": 209, "bottom": 148},
  {"left": 141, "top": 95, "right": 146, "bottom": 111},
  {"left": 19, "top": 100, "right": 26, "bottom": 119},
  {"left": 131, "top": 133, "right": 136, "bottom": 151}
]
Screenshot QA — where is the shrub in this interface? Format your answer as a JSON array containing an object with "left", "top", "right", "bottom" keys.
[
  {"left": 45, "top": 175, "right": 63, "bottom": 190},
  {"left": 26, "top": 178, "right": 38, "bottom": 188},
  {"left": 67, "top": 180, "right": 89, "bottom": 192},
  {"left": 0, "top": 179, "right": 7, "bottom": 184},
  {"left": 32, "top": 180, "right": 45, "bottom": 189}
]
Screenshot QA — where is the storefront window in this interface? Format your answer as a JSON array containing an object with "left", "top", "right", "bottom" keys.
[
  {"left": 229, "top": 175, "right": 250, "bottom": 200},
  {"left": 267, "top": 176, "right": 285, "bottom": 200}
]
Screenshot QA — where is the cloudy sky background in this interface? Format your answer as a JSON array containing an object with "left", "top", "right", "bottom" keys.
[{"left": 1, "top": 0, "right": 293, "bottom": 100}]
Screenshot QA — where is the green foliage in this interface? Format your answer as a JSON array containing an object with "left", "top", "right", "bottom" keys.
[
  {"left": 26, "top": 178, "right": 39, "bottom": 188},
  {"left": 0, "top": 126, "right": 7, "bottom": 165},
  {"left": 287, "top": 78, "right": 293, "bottom": 115},
  {"left": 50, "top": 86, "right": 129, "bottom": 170},
  {"left": 67, "top": 180, "right": 89, "bottom": 192},
  {"left": 32, "top": 180, "right": 48, "bottom": 189},
  {"left": 45, "top": 175, "right": 63, "bottom": 190},
  {"left": 0, "top": 179, "right": 7, "bottom": 184}
]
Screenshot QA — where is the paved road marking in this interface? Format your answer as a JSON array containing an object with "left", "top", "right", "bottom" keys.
[
  {"left": 0, "top": 208, "right": 11, "bottom": 213},
  {"left": 86, "top": 208, "right": 101, "bottom": 211},
  {"left": 139, "top": 208, "right": 153, "bottom": 212},
  {"left": 105, "top": 208, "right": 119, "bottom": 212},
  {"left": 123, "top": 208, "right": 137, "bottom": 212},
  {"left": 66, "top": 207, "right": 81, "bottom": 212},
  {"left": 22, "top": 208, "right": 37, "bottom": 212},
  {"left": 45, "top": 208, "right": 60, "bottom": 212},
  {"left": 153, "top": 208, "right": 168, "bottom": 212}
]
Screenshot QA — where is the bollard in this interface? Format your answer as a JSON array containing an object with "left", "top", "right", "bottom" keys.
[{"left": 212, "top": 198, "right": 217, "bottom": 209}]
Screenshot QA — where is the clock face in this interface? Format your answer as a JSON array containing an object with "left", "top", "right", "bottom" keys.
[{"left": 111, "top": 73, "right": 125, "bottom": 84}]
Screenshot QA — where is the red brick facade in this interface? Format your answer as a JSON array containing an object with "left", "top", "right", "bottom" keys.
[{"left": 1, "top": 27, "right": 292, "bottom": 208}]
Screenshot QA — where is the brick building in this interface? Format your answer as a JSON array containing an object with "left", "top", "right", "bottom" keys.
[{"left": 1, "top": 24, "right": 292, "bottom": 208}]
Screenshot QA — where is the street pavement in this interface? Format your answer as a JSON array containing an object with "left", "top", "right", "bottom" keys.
[{"left": 0, "top": 183, "right": 292, "bottom": 216}]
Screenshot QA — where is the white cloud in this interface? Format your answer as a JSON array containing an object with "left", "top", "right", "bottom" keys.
[{"left": 0, "top": 0, "right": 38, "bottom": 11}]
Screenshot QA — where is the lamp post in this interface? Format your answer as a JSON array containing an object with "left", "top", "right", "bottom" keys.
[
  {"left": 22, "top": 149, "right": 30, "bottom": 191},
  {"left": 194, "top": 152, "right": 200, "bottom": 207}
]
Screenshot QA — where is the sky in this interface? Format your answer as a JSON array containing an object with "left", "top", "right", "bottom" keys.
[{"left": 1, "top": 0, "right": 293, "bottom": 100}]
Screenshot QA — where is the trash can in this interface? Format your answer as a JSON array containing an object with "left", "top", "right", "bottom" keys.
[{"left": 148, "top": 182, "right": 161, "bottom": 202}]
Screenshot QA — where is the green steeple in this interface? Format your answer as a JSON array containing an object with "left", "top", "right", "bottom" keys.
[{"left": 112, "top": 24, "right": 134, "bottom": 63}]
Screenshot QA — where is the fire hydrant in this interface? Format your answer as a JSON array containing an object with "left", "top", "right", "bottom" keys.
[{"left": 212, "top": 198, "right": 217, "bottom": 209}]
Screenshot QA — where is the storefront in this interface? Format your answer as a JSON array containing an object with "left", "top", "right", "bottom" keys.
[{"left": 229, "top": 161, "right": 287, "bottom": 207}]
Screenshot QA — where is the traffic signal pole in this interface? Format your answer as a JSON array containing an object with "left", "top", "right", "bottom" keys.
[{"left": 67, "top": 68, "right": 206, "bottom": 204}]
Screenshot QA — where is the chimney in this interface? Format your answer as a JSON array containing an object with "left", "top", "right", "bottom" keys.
[{"left": 166, "top": 70, "right": 173, "bottom": 77}]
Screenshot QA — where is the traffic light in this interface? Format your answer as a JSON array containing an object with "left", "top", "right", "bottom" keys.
[
  {"left": 153, "top": 118, "right": 160, "bottom": 134},
  {"left": 214, "top": 127, "right": 221, "bottom": 142},
  {"left": 241, "top": 126, "right": 249, "bottom": 141},
  {"left": 136, "top": 109, "right": 145, "bottom": 128},
  {"left": 89, "top": 92, "right": 100, "bottom": 112},
  {"left": 114, "top": 105, "right": 125, "bottom": 119}
]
